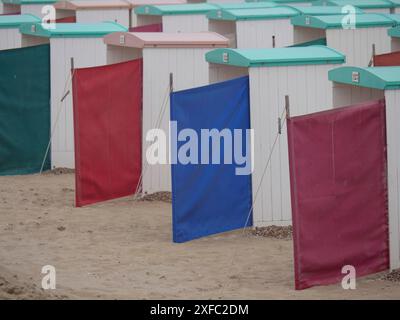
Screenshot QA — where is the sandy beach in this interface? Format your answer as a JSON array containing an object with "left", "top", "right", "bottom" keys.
[{"left": 0, "top": 171, "right": 399, "bottom": 300}]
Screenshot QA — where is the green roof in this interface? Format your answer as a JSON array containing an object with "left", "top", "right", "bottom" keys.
[
  {"left": 205, "top": 46, "right": 345, "bottom": 67},
  {"left": 2, "top": 0, "right": 58, "bottom": 4},
  {"left": 19, "top": 22, "right": 127, "bottom": 38},
  {"left": 329, "top": 66, "right": 400, "bottom": 90},
  {"left": 207, "top": 7, "right": 299, "bottom": 21},
  {"left": 380, "top": 14, "right": 400, "bottom": 23},
  {"left": 245, "top": 0, "right": 317, "bottom": 5},
  {"left": 316, "top": 0, "right": 393, "bottom": 8},
  {"left": 246, "top": 0, "right": 317, "bottom": 3},
  {"left": 0, "top": 14, "right": 40, "bottom": 29},
  {"left": 216, "top": 2, "right": 278, "bottom": 9},
  {"left": 134, "top": 3, "right": 218, "bottom": 15},
  {"left": 388, "top": 25, "right": 400, "bottom": 37},
  {"left": 289, "top": 37, "right": 327, "bottom": 46},
  {"left": 289, "top": 5, "right": 363, "bottom": 15},
  {"left": 388, "top": 0, "right": 400, "bottom": 7},
  {"left": 291, "top": 14, "right": 395, "bottom": 29}
]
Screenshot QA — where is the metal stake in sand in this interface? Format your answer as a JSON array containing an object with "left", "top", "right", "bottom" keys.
[
  {"left": 40, "top": 58, "right": 75, "bottom": 174},
  {"left": 133, "top": 73, "right": 174, "bottom": 200}
]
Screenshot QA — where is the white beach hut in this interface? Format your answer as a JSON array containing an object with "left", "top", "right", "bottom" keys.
[
  {"left": 328, "top": 65, "right": 400, "bottom": 271},
  {"left": 1, "top": 0, "right": 58, "bottom": 17},
  {"left": 207, "top": 6, "right": 362, "bottom": 48},
  {"left": 54, "top": 0, "right": 131, "bottom": 27},
  {"left": 104, "top": 32, "right": 229, "bottom": 193},
  {"left": 291, "top": 14, "right": 399, "bottom": 66},
  {"left": 389, "top": 25, "right": 400, "bottom": 51},
  {"left": 314, "top": 0, "right": 393, "bottom": 13},
  {"left": 19, "top": 22, "right": 127, "bottom": 169},
  {"left": 206, "top": 46, "right": 345, "bottom": 226},
  {"left": 0, "top": 14, "right": 47, "bottom": 50},
  {"left": 208, "top": 7, "right": 299, "bottom": 48},
  {"left": 133, "top": 3, "right": 217, "bottom": 32}
]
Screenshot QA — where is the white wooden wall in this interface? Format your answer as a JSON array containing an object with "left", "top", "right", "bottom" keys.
[
  {"left": 76, "top": 9, "right": 130, "bottom": 28},
  {"left": 0, "top": 29, "right": 21, "bottom": 51},
  {"left": 332, "top": 82, "right": 384, "bottom": 107},
  {"left": 0, "top": 32, "right": 49, "bottom": 50},
  {"left": 392, "top": 38, "right": 400, "bottom": 52},
  {"left": 50, "top": 37, "right": 108, "bottom": 168},
  {"left": 326, "top": 27, "right": 392, "bottom": 66},
  {"left": 208, "top": 20, "right": 236, "bottom": 47},
  {"left": 106, "top": 46, "right": 142, "bottom": 64},
  {"left": 208, "top": 63, "right": 248, "bottom": 84},
  {"left": 236, "top": 19, "right": 294, "bottom": 48},
  {"left": 142, "top": 47, "right": 211, "bottom": 193},
  {"left": 385, "top": 89, "right": 400, "bottom": 270},
  {"left": 135, "top": 14, "right": 162, "bottom": 27},
  {"left": 21, "top": 4, "right": 46, "bottom": 17},
  {"left": 0, "top": 30, "right": 48, "bottom": 51},
  {"left": 162, "top": 14, "right": 209, "bottom": 32},
  {"left": 249, "top": 64, "right": 338, "bottom": 226},
  {"left": 293, "top": 26, "right": 325, "bottom": 45}
]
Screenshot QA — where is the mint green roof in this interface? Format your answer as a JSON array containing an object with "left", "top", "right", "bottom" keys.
[
  {"left": 205, "top": 46, "right": 345, "bottom": 67},
  {"left": 2, "top": 0, "right": 57, "bottom": 4},
  {"left": 19, "top": 22, "right": 127, "bottom": 38},
  {"left": 316, "top": 0, "right": 393, "bottom": 8},
  {"left": 246, "top": 0, "right": 317, "bottom": 3},
  {"left": 388, "top": 25, "right": 400, "bottom": 37},
  {"left": 272, "top": 0, "right": 317, "bottom": 2},
  {"left": 380, "top": 14, "right": 400, "bottom": 23},
  {"left": 246, "top": 0, "right": 317, "bottom": 5},
  {"left": 0, "top": 14, "right": 39, "bottom": 29},
  {"left": 134, "top": 2, "right": 278, "bottom": 15},
  {"left": 135, "top": 3, "right": 218, "bottom": 15},
  {"left": 291, "top": 14, "right": 395, "bottom": 29},
  {"left": 290, "top": 37, "right": 327, "bottom": 46},
  {"left": 216, "top": 2, "right": 278, "bottom": 9},
  {"left": 388, "top": 0, "right": 400, "bottom": 7},
  {"left": 329, "top": 66, "right": 400, "bottom": 90},
  {"left": 207, "top": 7, "right": 299, "bottom": 21},
  {"left": 289, "top": 5, "right": 363, "bottom": 15}
]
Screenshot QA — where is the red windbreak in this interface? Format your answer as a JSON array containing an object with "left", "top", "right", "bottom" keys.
[
  {"left": 72, "top": 59, "right": 142, "bottom": 207},
  {"left": 374, "top": 51, "right": 400, "bottom": 66},
  {"left": 129, "top": 23, "right": 162, "bottom": 32},
  {"left": 287, "top": 100, "right": 389, "bottom": 290},
  {"left": 55, "top": 16, "right": 76, "bottom": 23}
]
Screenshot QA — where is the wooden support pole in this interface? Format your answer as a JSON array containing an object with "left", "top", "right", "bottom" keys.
[
  {"left": 285, "top": 95, "right": 290, "bottom": 119},
  {"left": 169, "top": 72, "right": 174, "bottom": 93}
]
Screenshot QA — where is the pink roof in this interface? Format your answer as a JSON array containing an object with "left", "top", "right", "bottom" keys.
[
  {"left": 104, "top": 32, "right": 229, "bottom": 48},
  {"left": 55, "top": 0, "right": 131, "bottom": 10},
  {"left": 124, "top": 0, "right": 186, "bottom": 7}
]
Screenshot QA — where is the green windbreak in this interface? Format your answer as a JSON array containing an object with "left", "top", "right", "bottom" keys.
[
  {"left": 289, "top": 38, "right": 327, "bottom": 47},
  {"left": 0, "top": 44, "right": 50, "bottom": 175}
]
